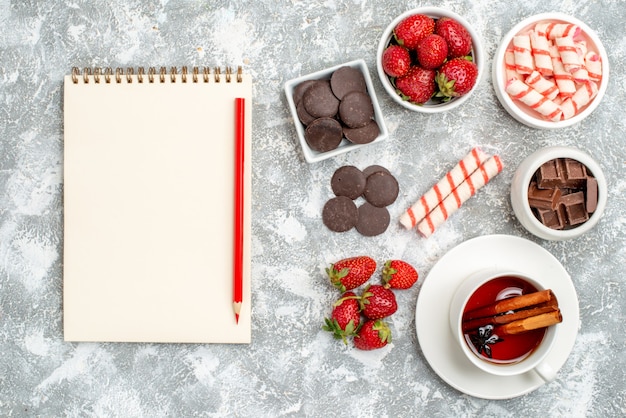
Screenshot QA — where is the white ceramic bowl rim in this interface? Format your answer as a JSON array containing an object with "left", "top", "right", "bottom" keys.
[
  {"left": 514, "top": 146, "right": 607, "bottom": 239},
  {"left": 376, "top": 7, "right": 485, "bottom": 113},
  {"left": 492, "top": 12, "right": 609, "bottom": 129}
]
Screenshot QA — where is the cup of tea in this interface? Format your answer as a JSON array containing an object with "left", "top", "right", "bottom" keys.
[{"left": 449, "top": 269, "right": 563, "bottom": 381}]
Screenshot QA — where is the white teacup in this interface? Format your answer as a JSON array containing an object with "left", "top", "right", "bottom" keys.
[{"left": 449, "top": 269, "right": 559, "bottom": 382}]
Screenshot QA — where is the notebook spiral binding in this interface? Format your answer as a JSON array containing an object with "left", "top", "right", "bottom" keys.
[{"left": 71, "top": 66, "right": 243, "bottom": 84}]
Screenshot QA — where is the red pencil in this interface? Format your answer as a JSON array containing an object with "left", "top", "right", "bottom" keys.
[{"left": 233, "top": 97, "right": 245, "bottom": 324}]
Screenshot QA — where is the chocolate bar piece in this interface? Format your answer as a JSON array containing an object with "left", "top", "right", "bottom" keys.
[
  {"left": 536, "top": 158, "right": 587, "bottom": 189},
  {"left": 586, "top": 176, "right": 598, "bottom": 213},
  {"left": 560, "top": 191, "right": 589, "bottom": 226},
  {"left": 535, "top": 207, "right": 565, "bottom": 230},
  {"left": 536, "top": 159, "right": 562, "bottom": 189},
  {"left": 528, "top": 181, "right": 562, "bottom": 210},
  {"left": 562, "top": 158, "right": 587, "bottom": 188}
]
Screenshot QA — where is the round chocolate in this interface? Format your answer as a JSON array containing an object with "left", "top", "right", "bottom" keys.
[
  {"left": 304, "top": 117, "right": 343, "bottom": 152},
  {"left": 356, "top": 202, "right": 390, "bottom": 236},
  {"left": 296, "top": 101, "right": 316, "bottom": 125},
  {"left": 330, "top": 66, "right": 367, "bottom": 100},
  {"left": 292, "top": 79, "right": 317, "bottom": 105},
  {"left": 339, "top": 91, "right": 374, "bottom": 129},
  {"left": 343, "top": 119, "right": 380, "bottom": 144},
  {"left": 331, "top": 165, "right": 366, "bottom": 199},
  {"left": 322, "top": 196, "right": 358, "bottom": 232},
  {"left": 303, "top": 80, "right": 340, "bottom": 118},
  {"left": 362, "top": 164, "right": 390, "bottom": 178},
  {"left": 363, "top": 171, "right": 399, "bottom": 207}
]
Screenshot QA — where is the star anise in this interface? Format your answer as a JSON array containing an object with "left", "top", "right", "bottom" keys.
[{"left": 469, "top": 325, "right": 503, "bottom": 358}]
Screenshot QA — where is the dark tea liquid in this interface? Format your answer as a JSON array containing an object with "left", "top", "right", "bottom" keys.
[{"left": 463, "top": 276, "right": 546, "bottom": 364}]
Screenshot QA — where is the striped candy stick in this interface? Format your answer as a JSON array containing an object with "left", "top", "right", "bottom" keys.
[
  {"left": 555, "top": 36, "right": 583, "bottom": 73},
  {"left": 534, "top": 22, "right": 580, "bottom": 40},
  {"left": 570, "top": 40, "right": 589, "bottom": 83},
  {"left": 399, "top": 148, "right": 489, "bottom": 230},
  {"left": 549, "top": 45, "right": 576, "bottom": 98},
  {"left": 560, "top": 81, "right": 598, "bottom": 120},
  {"left": 513, "top": 34, "right": 534, "bottom": 74},
  {"left": 505, "top": 78, "right": 562, "bottom": 121},
  {"left": 525, "top": 70, "right": 559, "bottom": 100},
  {"left": 417, "top": 155, "right": 504, "bottom": 238},
  {"left": 505, "top": 49, "right": 522, "bottom": 81},
  {"left": 585, "top": 51, "right": 602, "bottom": 81},
  {"left": 529, "top": 30, "right": 553, "bottom": 76}
]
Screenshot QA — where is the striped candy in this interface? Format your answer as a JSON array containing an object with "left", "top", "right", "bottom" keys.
[
  {"left": 416, "top": 156, "right": 504, "bottom": 238},
  {"left": 503, "top": 20, "right": 603, "bottom": 121},
  {"left": 399, "top": 147, "right": 488, "bottom": 230},
  {"left": 400, "top": 149, "right": 503, "bottom": 238}
]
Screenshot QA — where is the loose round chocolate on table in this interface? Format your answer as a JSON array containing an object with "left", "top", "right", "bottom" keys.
[
  {"left": 331, "top": 165, "right": 366, "bottom": 200},
  {"left": 356, "top": 202, "right": 390, "bottom": 236},
  {"left": 330, "top": 66, "right": 367, "bottom": 100},
  {"left": 343, "top": 119, "right": 380, "bottom": 144},
  {"left": 362, "top": 164, "right": 390, "bottom": 178},
  {"left": 304, "top": 117, "right": 343, "bottom": 152},
  {"left": 322, "top": 196, "right": 358, "bottom": 232},
  {"left": 363, "top": 171, "right": 399, "bottom": 207},
  {"left": 296, "top": 101, "right": 316, "bottom": 125},
  {"left": 292, "top": 79, "right": 317, "bottom": 105},
  {"left": 303, "top": 80, "right": 340, "bottom": 118},
  {"left": 339, "top": 91, "right": 374, "bottom": 129}
]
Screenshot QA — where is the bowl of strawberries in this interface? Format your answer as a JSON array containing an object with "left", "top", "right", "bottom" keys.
[{"left": 377, "top": 7, "right": 484, "bottom": 113}]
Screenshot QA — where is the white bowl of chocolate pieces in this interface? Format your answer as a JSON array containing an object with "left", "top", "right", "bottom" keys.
[
  {"left": 510, "top": 146, "right": 607, "bottom": 240},
  {"left": 322, "top": 165, "right": 399, "bottom": 236},
  {"left": 284, "top": 59, "right": 388, "bottom": 163}
]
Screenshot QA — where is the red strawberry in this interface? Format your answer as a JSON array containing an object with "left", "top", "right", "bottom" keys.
[
  {"left": 435, "top": 17, "right": 473, "bottom": 59},
  {"left": 394, "top": 14, "right": 435, "bottom": 50},
  {"left": 436, "top": 57, "right": 478, "bottom": 99},
  {"left": 326, "top": 256, "right": 376, "bottom": 292},
  {"left": 416, "top": 34, "right": 448, "bottom": 70},
  {"left": 323, "top": 291, "right": 361, "bottom": 344},
  {"left": 382, "top": 260, "right": 419, "bottom": 290},
  {"left": 360, "top": 284, "right": 397, "bottom": 319},
  {"left": 354, "top": 319, "right": 391, "bottom": 350},
  {"left": 382, "top": 45, "right": 411, "bottom": 78},
  {"left": 395, "top": 65, "right": 436, "bottom": 105}
]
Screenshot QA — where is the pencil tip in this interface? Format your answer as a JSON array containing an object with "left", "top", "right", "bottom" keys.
[{"left": 233, "top": 301, "right": 242, "bottom": 324}]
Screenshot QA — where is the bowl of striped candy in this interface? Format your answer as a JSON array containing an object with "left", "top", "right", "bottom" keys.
[{"left": 493, "top": 12, "right": 609, "bottom": 129}]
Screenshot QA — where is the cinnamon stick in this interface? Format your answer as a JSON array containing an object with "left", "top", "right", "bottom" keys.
[
  {"left": 463, "top": 289, "right": 556, "bottom": 322},
  {"left": 462, "top": 302, "right": 559, "bottom": 333},
  {"left": 492, "top": 310, "right": 563, "bottom": 337}
]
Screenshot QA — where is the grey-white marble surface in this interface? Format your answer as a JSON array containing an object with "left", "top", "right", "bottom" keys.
[{"left": 1, "top": 0, "right": 625, "bottom": 416}]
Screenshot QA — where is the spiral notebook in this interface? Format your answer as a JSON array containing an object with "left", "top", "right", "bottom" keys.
[{"left": 63, "top": 66, "right": 252, "bottom": 343}]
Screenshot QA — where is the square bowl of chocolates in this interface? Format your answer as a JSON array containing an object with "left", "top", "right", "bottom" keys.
[
  {"left": 493, "top": 12, "right": 609, "bottom": 129},
  {"left": 284, "top": 59, "right": 389, "bottom": 163},
  {"left": 510, "top": 146, "right": 607, "bottom": 240}
]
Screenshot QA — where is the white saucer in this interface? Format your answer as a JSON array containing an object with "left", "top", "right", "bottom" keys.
[{"left": 415, "top": 234, "right": 579, "bottom": 399}]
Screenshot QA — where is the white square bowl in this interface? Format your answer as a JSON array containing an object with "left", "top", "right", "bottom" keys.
[{"left": 284, "top": 59, "right": 388, "bottom": 163}]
